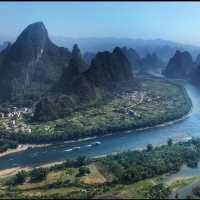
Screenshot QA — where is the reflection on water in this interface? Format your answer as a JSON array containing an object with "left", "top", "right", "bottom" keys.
[{"left": 0, "top": 83, "right": 200, "bottom": 170}]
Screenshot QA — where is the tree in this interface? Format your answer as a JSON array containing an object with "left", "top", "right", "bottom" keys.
[
  {"left": 76, "top": 156, "right": 86, "bottom": 167},
  {"left": 147, "top": 183, "right": 171, "bottom": 199},
  {"left": 30, "top": 168, "right": 47, "bottom": 182},
  {"left": 78, "top": 166, "right": 90, "bottom": 176},
  {"left": 168, "top": 138, "right": 173, "bottom": 146},
  {"left": 12, "top": 170, "right": 26, "bottom": 185},
  {"left": 146, "top": 144, "right": 153, "bottom": 152}
]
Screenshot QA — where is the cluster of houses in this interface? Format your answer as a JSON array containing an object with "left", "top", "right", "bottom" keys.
[
  {"left": 3, "top": 120, "right": 32, "bottom": 133},
  {"left": 114, "top": 90, "right": 164, "bottom": 118},
  {"left": 143, "top": 94, "right": 162, "bottom": 103},
  {"left": 0, "top": 106, "right": 33, "bottom": 133},
  {"left": 116, "top": 91, "right": 144, "bottom": 103},
  {"left": 112, "top": 88, "right": 165, "bottom": 118},
  {"left": 0, "top": 107, "right": 33, "bottom": 119},
  {"left": 117, "top": 107, "right": 141, "bottom": 118}
]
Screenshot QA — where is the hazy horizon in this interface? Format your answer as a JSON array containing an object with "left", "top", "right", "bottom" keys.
[{"left": 1, "top": 2, "right": 200, "bottom": 46}]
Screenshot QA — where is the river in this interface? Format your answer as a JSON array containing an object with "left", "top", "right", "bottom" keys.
[{"left": 0, "top": 80, "right": 200, "bottom": 170}]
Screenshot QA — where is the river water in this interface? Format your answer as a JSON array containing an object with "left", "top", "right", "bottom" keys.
[{"left": 0, "top": 80, "right": 200, "bottom": 170}]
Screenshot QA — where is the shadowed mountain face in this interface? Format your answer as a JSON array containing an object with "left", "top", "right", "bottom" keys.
[
  {"left": 86, "top": 47, "right": 133, "bottom": 86},
  {"left": 163, "top": 50, "right": 194, "bottom": 79},
  {"left": 53, "top": 46, "right": 133, "bottom": 99},
  {"left": 195, "top": 54, "right": 200, "bottom": 66},
  {"left": 121, "top": 47, "right": 141, "bottom": 70},
  {"left": 51, "top": 44, "right": 94, "bottom": 100},
  {"left": 0, "top": 22, "right": 71, "bottom": 103},
  {"left": 141, "top": 53, "right": 164, "bottom": 70},
  {"left": 0, "top": 41, "right": 10, "bottom": 53},
  {"left": 51, "top": 37, "right": 200, "bottom": 64},
  {"left": 83, "top": 52, "right": 95, "bottom": 65},
  {"left": 34, "top": 46, "right": 135, "bottom": 121},
  {"left": 191, "top": 65, "right": 200, "bottom": 86}
]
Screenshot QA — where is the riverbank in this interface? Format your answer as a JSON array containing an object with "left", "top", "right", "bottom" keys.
[
  {"left": 16, "top": 77, "right": 191, "bottom": 143},
  {"left": 0, "top": 143, "right": 51, "bottom": 159},
  {"left": 0, "top": 78, "right": 193, "bottom": 161},
  {"left": 2, "top": 138, "right": 200, "bottom": 199},
  {"left": 0, "top": 105, "right": 191, "bottom": 162},
  {"left": 0, "top": 76, "right": 193, "bottom": 161}
]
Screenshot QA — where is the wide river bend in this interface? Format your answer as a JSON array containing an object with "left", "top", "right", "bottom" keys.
[{"left": 0, "top": 81, "right": 200, "bottom": 170}]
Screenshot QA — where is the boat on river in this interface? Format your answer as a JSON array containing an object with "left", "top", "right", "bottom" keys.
[
  {"left": 94, "top": 141, "right": 101, "bottom": 145},
  {"left": 71, "top": 146, "right": 81, "bottom": 151}
]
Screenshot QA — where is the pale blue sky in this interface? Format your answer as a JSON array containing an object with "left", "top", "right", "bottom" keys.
[{"left": 1, "top": 2, "right": 200, "bottom": 45}]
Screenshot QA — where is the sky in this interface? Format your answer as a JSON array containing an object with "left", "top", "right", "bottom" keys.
[{"left": 0, "top": 2, "right": 200, "bottom": 45}]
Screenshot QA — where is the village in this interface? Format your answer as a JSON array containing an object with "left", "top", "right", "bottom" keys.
[
  {"left": 114, "top": 89, "right": 163, "bottom": 118},
  {"left": 0, "top": 106, "right": 33, "bottom": 134}
]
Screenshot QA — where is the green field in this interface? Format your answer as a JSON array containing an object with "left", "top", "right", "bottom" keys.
[{"left": 1, "top": 138, "right": 200, "bottom": 199}]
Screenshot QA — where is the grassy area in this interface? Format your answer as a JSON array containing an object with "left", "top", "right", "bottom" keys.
[
  {"left": 0, "top": 77, "right": 191, "bottom": 143},
  {"left": 2, "top": 139, "right": 200, "bottom": 199},
  {"left": 95, "top": 179, "right": 155, "bottom": 199},
  {"left": 0, "top": 162, "right": 111, "bottom": 199},
  {"left": 168, "top": 177, "right": 198, "bottom": 190},
  {"left": 0, "top": 163, "right": 156, "bottom": 199},
  {"left": 80, "top": 164, "right": 107, "bottom": 184}
]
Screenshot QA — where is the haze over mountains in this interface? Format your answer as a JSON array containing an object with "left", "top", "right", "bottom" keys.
[
  {"left": 164, "top": 50, "right": 195, "bottom": 79},
  {"left": 1, "top": 21, "right": 200, "bottom": 114},
  {"left": 2, "top": 35, "right": 200, "bottom": 65},
  {"left": 0, "top": 22, "right": 137, "bottom": 122},
  {"left": 51, "top": 36, "right": 200, "bottom": 63}
]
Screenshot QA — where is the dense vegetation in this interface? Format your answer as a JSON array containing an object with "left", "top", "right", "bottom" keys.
[
  {"left": 100, "top": 138, "right": 200, "bottom": 185},
  {"left": 1, "top": 138, "right": 200, "bottom": 199},
  {"left": 0, "top": 139, "right": 18, "bottom": 153},
  {"left": 0, "top": 77, "right": 192, "bottom": 144}
]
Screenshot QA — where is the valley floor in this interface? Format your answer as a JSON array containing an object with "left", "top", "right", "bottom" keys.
[{"left": 0, "top": 76, "right": 192, "bottom": 147}]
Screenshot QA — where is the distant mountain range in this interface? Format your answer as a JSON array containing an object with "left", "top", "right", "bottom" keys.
[
  {"left": 1, "top": 35, "right": 200, "bottom": 64},
  {"left": 50, "top": 36, "right": 200, "bottom": 63},
  {"left": 2, "top": 21, "right": 200, "bottom": 116}
]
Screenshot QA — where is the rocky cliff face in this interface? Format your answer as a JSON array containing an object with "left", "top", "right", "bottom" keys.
[
  {"left": 141, "top": 53, "right": 164, "bottom": 70},
  {"left": 195, "top": 54, "right": 200, "bottom": 66},
  {"left": 51, "top": 44, "right": 95, "bottom": 100},
  {"left": 34, "top": 47, "right": 135, "bottom": 121},
  {"left": 86, "top": 47, "right": 133, "bottom": 86},
  {"left": 190, "top": 65, "right": 200, "bottom": 85},
  {"left": 0, "top": 41, "right": 10, "bottom": 53},
  {"left": 53, "top": 46, "right": 133, "bottom": 98},
  {"left": 83, "top": 52, "right": 95, "bottom": 65},
  {"left": 121, "top": 47, "right": 141, "bottom": 70},
  {"left": 163, "top": 50, "right": 194, "bottom": 78},
  {"left": 0, "top": 22, "right": 71, "bottom": 102}
]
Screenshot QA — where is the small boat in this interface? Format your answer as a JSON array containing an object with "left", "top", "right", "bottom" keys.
[
  {"left": 87, "top": 141, "right": 101, "bottom": 148},
  {"left": 72, "top": 146, "right": 81, "bottom": 151},
  {"left": 64, "top": 148, "right": 73, "bottom": 152},
  {"left": 94, "top": 141, "right": 101, "bottom": 145},
  {"left": 91, "top": 141, "right": 101, "bottom": 146}
]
